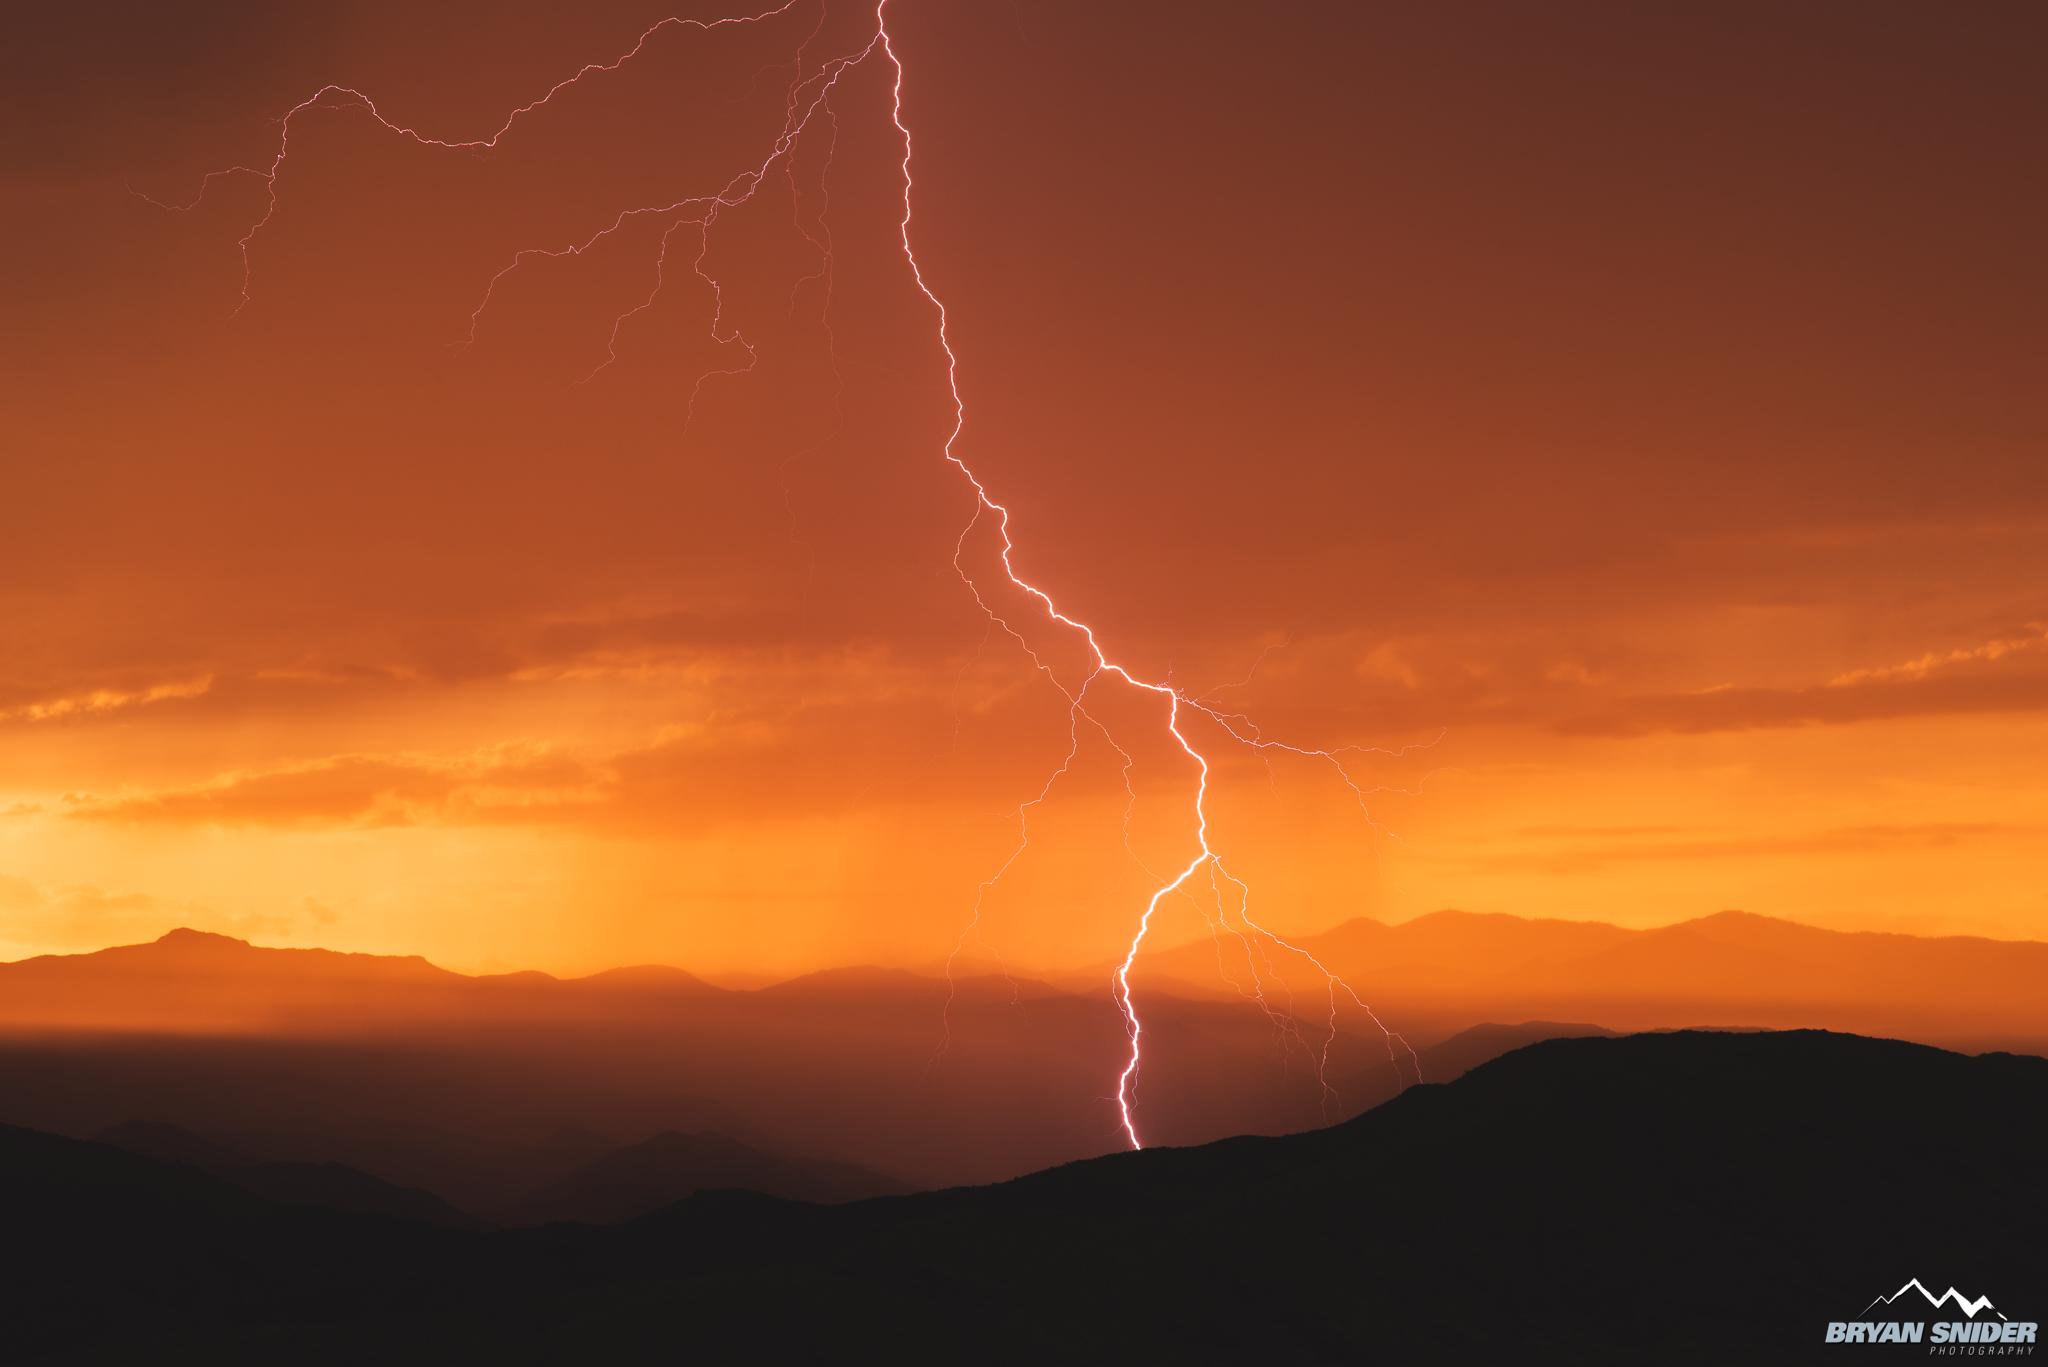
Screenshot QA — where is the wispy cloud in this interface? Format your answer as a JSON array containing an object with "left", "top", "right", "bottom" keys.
[
  {"left": 1826, "top": 623, "right": 2047, "bottom": 687},
  {"left": 0, "top": 673, "right": 212, "bottom": 723},
  {"left": 69, "top": 744, "right": 608, "bottom": 829},
  {"left": 1562, "top": 624, "right": 2048, "bottom": 737}
]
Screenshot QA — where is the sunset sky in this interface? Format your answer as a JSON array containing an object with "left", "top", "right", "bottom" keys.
[{"left": 3, "top": 0, "right": 2044, "bottom": 974}]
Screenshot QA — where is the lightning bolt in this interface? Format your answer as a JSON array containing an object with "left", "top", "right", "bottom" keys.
[
  {"left": 877, "top": 1, "right": 1420, "bottom": 1145},
  {"left": 143, "top": 0, "right": 1421, "bottom": 1153}
]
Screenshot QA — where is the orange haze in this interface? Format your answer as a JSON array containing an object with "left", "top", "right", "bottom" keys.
[{"left": 4, "top": 0, "right": 2046, "bottom": 977}]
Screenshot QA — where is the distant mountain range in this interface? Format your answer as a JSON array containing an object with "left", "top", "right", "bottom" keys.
[
  {"left": 0, "top": 1008, "right": 1586, "bottom": 1205},
  {"left": 1134, "top": 908, "right": 2048, "bottom": 1050},
  {"left": 0, "top": 926, "right": 722, "bottom": 1034},
  {"left": 8, "top": 909, "right": 2041, "bottom": 1051},
  {"left": 94, "top": 1119, "right": 482, "bottom": 1228},
  {"left": 6, "top": 1030, "right": 2043, "bottom": 1364},
  {"left": 505, "top": 1129, "right": 907, "bottom": 1224},
  {"left": 90, "top": 1118, "right": 905, "bottom": 1227},
  {"left": 3, "top": 912, "right": 2040, "bottom": 1198}
]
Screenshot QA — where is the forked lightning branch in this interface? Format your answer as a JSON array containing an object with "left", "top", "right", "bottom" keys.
[{"left": 146, "top": 0, "right": 1417, "bottom": 1148}]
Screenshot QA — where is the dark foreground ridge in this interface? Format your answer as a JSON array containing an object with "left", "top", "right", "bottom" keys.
[{"left": 9, "top": 1030, "right": 2045, "bottom": 1365}]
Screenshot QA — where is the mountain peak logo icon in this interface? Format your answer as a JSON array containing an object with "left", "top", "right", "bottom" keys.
[
  {"left": 1857, "top": 1278, "right": 2006, "bottom": 1323},
  {"left": 1826, "top": 1277, "right": 2036, "bottom": 1346}
]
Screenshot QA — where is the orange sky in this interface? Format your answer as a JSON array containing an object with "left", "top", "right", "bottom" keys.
[{"left": 3, "top": 0, "right": 2045, "bottom": 974}]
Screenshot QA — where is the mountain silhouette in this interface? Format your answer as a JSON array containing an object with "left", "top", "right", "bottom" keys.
[
  {"left": 0, "top": 932, "right": 1589, "bottom": 1191},
  {"left": 1411, "top": 1018, "right": 1613, "bottom": 1075},
  {"left": 94, "top": 1120, "right": 482, "bottom": 1228},
  {"left": 5, "top": 1030, "right": 2042, "bottom": 1364},
  {"left": 9, "top": 914, "right": 2042, "bottom": 1054},
  {"left": 0, "top": 927, "right": 718, "bottom": 1035},
  {"left": 94, "top": 1118, "right": 249, "bottom": 1170},
  {"left": 1136, "top": 908, "right": 2048, "bottom": 1050},
  {"left": 503, "top": 1129, "right": 908, "bottom": 1225},
  {"left": 5, "top": 918, "right": 2045, "bottom": 1199}
]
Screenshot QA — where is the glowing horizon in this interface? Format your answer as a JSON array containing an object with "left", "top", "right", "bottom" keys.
[{"left": 5, "top": 0, "right": 2045, "bottom": 998}]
